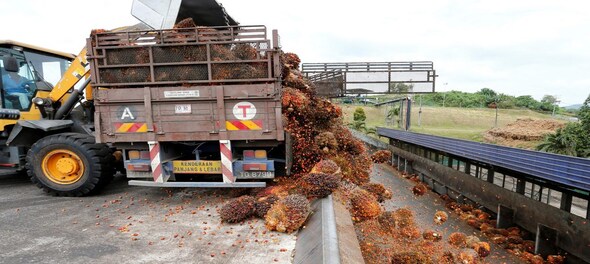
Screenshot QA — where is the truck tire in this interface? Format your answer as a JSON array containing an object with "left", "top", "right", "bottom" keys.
[{"left": 25, "top": 133, "right": 114, "bottom": 196}]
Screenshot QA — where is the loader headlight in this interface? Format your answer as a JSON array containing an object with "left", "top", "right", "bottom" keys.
[
  {"left": 32, "top": 97, "right": 51, "bottom": 106},
  {"left": 32, "top": 97, "right": 44, "bottom": 106}
]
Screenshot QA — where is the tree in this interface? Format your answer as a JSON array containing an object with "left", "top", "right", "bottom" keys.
[
  {"left": 536, "top": 93, "right": 590, "bottom": 158},
  {"left": 541, "top": 95, "right": 558, "bottom": 105},
  {"left": 577, "top": 94, "right": 590, "bottom": 156},
  {"left": 477, "top": 88, "right": 497, "bottom": 98},
  {"left": 387, "top": 107, "right": 400, "bottom": 127},
  {"left": 515, "top": 95, "right": 540, "bottom": 109},
  {"left": 353, "top": 107, "right": 366, "bottom": 122},
  {"left": 536, "top": 124, "right": 583, "bottom": 156},
  {"left": 350, "top": 107, "right": 367, "bottom": 131},
  {"left": 497, "top": 94, "right": 516, "bottom": 109},
  {"left": 539, "top": 95, "right": 558, "bottom": 112},
  {"left": 476, "top": 88, "right": 498, "bottom": 106},
  {"left": 388, "top": 83, "right": 413, "bottom": 93},
  {"left": 579, "top": 94, "right": 590, "bottom": 129}
]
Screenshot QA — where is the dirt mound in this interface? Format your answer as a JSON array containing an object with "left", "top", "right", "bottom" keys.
[{"left": 483, "top": 118, "right": 565, "bottom": 148}]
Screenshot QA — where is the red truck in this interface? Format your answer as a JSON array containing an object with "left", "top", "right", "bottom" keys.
[{"left": 89, "top": 25, "right": 289, "bottom": 188}]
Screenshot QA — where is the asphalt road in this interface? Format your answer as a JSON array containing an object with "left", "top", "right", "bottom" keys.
[{"left": 0, "top": 172, "right": 295, "bottom": 264}]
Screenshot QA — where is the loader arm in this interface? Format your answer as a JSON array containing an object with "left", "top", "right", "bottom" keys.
[{"left": 47, "top": 48, "right": 92, "bottom": 103}]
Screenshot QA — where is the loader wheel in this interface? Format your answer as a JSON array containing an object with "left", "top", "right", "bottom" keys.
[{"left": 26, "top": 133, "right": 114, "bottom": 196}]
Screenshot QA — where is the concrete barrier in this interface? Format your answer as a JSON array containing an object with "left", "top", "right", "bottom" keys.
[{"left": 294, "top": 195, "right": 364, "bottom": 264}]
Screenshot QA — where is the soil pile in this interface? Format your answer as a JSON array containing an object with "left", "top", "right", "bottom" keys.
[{"left": 484, "top": 118, "right": 565, "bottom": 148}]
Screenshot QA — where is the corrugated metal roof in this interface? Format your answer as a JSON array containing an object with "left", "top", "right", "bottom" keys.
[{"left": 377, "top": 127, "right": 590, "bottom": 192}]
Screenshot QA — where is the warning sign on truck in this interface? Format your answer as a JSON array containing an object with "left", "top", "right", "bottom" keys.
[
  {"left": 164, "top": 90, "right": 200, "bottom": 98},
  {"left": 172, "top": 160, "right": 221, "bottom": 174},
  {"left": 233, "top": 102, "right": 256, "bottom": 120}
]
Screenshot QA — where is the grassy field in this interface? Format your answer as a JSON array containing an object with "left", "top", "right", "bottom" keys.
[{"left": 340, "top": 104, "right": 558, "bottom": 142}]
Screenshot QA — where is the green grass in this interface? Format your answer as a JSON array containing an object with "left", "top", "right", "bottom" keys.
[{"left": 341, "top": 104, "right": 558, "bottom": 142}]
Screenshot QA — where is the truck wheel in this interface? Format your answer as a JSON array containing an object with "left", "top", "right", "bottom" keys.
[{"left": 25, "top": 133, "right": 114, "bottom": 196}]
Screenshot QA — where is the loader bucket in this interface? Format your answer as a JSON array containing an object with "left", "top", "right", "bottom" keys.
[{"left": 131, "top": 0, "right": 238, "bottom": 30}]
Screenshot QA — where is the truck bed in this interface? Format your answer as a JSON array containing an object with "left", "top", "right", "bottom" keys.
[
  {"left": 94, "top": 83, "right": 283, "bottom": 143},
  {"left": 88, "top": 25, "right": 283, "bottom": 144}
]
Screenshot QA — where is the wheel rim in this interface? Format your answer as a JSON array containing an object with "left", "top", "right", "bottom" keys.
[{"left": 41, "top": 149, "right": 85, "bottom": 185}]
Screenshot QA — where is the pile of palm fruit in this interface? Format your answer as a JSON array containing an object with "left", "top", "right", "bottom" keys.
[
  {"left": 439, "top": 193, "right": 566, "bottom": 263},
  {"left": 214, "top": 47, "right": 489, "bottom": 262},
  {"left": 204, "top": 21, "right": 566, "bottom": 263},
  {"left": 217, "top": 51, "right": 393, "bottom": 235},
  {"left": 93, "top": 18, "right": 267, "bottom": 84}
]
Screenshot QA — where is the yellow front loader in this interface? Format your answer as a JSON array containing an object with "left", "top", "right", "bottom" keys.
[
  {"left": 0, "top": 41, "right": 116, "bottom": 196},
  {"left": 0, "top": 0, "right": 238, "bottom": 196}
]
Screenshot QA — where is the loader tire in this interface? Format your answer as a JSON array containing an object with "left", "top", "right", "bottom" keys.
[{"left": 26, "top": 133, "right": 114, "bottom": 196}]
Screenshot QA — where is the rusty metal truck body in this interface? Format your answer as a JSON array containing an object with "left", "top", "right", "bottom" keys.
[{"left": 88, "top": 25, "right": 286, "bottom": 187}]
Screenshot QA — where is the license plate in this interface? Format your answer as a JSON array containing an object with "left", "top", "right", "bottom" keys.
[
  {"left": 172, "top": 160, "right": 221, "bottom": 174},
  {"left": 175, "top": 104, "right": 191, "bottom": 114},
  {"left": 237, "top": 171, "right": 274, "bottom": 179}
]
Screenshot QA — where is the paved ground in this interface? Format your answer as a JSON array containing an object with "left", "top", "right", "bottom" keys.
[
  {"left": 0, "top": 172, "right": 296, "bottom": 264},
  {"left": 372, "top": 163, "right": 524, "bottom": 263}
]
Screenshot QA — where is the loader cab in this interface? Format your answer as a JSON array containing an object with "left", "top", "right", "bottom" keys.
[
  {"left": 0, "top": 52, "right": 37, "bottom": 110},
  {"left": 0, "top": 41, "right": 74, "bottom": 131},
  {"left": 0, "top": 40, "right": 73, "bottom": 83}
]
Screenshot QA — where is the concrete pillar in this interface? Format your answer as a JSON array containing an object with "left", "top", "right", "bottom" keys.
[
  {"left": 403, "top": 159, "right": 408, "bottom": 173},
  {"left": 418, "top": 173, "right": 425, "bottom": 182},
  {"left": 496, "top": 204, "right": 515, "bottom": 228},
  {"left": 487, "top": 168, "right": 495, "bottom": 183},
  {"left": 535, "top": 224, "right": 559, "bottom": 257},
  {"left": 432, "top": 181, "right": 447, "bottom": 195},
  {"left": 560, "top": 193, "right": 572, "bottom": 212},
  {"left": 537, "top": 186, "right": 544, "bottom": 202},
  {"left": 516, "top": 179, "right": 526, "bottom": 194}
]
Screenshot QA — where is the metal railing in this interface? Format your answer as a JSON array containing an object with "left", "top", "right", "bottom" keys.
[{"left": 88, "top": 25, "right": 279, "bottom": 87}]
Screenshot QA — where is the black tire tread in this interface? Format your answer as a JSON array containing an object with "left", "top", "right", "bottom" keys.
[{"left": 25, "top": 133, "right": 114, "bottom": 197}]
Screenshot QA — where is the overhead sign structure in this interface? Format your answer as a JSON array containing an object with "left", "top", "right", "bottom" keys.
[{"left": 301, "top": 62, "right": 437, "bottom": 97}]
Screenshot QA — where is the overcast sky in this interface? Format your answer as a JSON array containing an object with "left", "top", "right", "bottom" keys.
[{"left": 3, "top": 0, "right": 588, "bottom": 105}]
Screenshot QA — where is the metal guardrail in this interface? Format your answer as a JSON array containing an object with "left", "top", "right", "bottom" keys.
[{"left": 377, "top": 128, "right": 590, "bottom": 192}]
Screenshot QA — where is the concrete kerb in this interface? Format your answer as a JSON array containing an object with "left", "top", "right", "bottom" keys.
[{"left": 293, "top": 194, "right": 365, "bottom": 264}]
